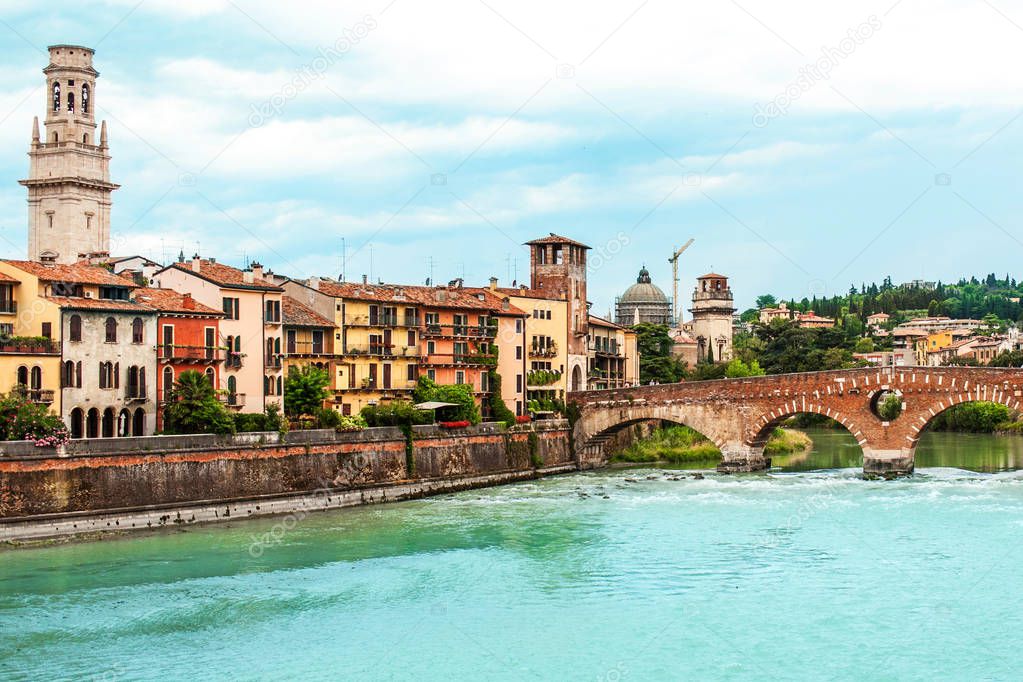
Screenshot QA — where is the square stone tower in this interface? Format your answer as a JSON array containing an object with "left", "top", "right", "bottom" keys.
[
  {"left": 525, "top": 233, "right": 590, "bottom": 391},
  {"left": 20, "top": 45, "right": 118, "bottom": 263},
  {"left": 689, "top": 272, "right": 736, "bottom": 363}
]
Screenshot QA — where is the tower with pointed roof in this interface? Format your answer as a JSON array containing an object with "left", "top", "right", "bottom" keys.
[{"left": 21, "top": 45, "right": 118, "bottom": 264}]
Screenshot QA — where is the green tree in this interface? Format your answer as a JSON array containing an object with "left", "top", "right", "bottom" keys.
[
  {"left": 755, "top": 294, "right": 777, "bottom": 309},
  {"left": 412, "top": 375, "right": 481, "bottom": 423},
  {"left": 854, "top": 337, "right": 875, "bottom": 353},
  {"left": 163, "top": 370, "right": 235, "bottom": 435},
  {"left": 632, "top": 323, "right": 687, "bottom": 384},
  {"left": 283, "top": 365, "right": 330, "bottom": 416},
  {"left": 724, "top": 358, "right": 765, "bottom": 378}
]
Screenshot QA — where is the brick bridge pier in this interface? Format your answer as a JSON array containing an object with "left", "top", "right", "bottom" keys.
[{"left": 569, "top": 367, "right": 1023, "bottom": 476}]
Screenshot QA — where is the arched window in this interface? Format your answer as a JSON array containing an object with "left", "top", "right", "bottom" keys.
[
  {"left": 30, "top": 366, "right": 41, "bottom": 390},
  {"left": 162, "top": 366, "right": 174, "bottom": 402},
  {"left": 81, "top": 83, "right": 89, "bottom": 114},
  {"left": 105, "top": 317, "right": 117, "bottom": 343},
  {"left": 264, "top": 376, "right": 271, "bottom": 396},
  {"left": 204, "top": 367, "right": 215, "bottom": 385},
  {"left": 69, "top": 408, "right": 84, "bottom": 439},
  {"left": 99, "top": 362, "right": 109, "bottom": 389},
  {"left": 277, "top": 376, "right": 282, "bottom": 396},
  {"left": 52, "top": 82, "right": 60, "bottom": 112},
  {"left": 274, "top": 337, "right": 281, "bottom": 354},
  {"left": 139, "top": 367, "right": 146, "bottom": 399},
  {"left": 86, "top": 408, "right": 99, "bottom": 438},
  {"left": 69, "top": 315, "right": 82, "bottom": 342},
  {"left": 83, "top": 133, "right": 89, "bottom": 144},
  {"left": 132, "top": 317, "right": 144, "bottom": 344},
  {"left": 52, "top": 131, "right": 58, "bottom": 143},
  {"left": 117, "top": 409, "right": 131, "bottom": 437},
  {"left": 102, "top": 408, "right": 115, "bottom": 438},
  {"left": 227, "top": 375, "right": 237, "bottom": 395},
  {"left": 114, "top": 362, "right": 119, "bottom": 389},
  {"left": 67, "top": 91, "right": 75, "bottom": 114},
  {"left": 133, "top": 408, "right": 145, "bottom": 437},
  {"left": 62, "top": 360, "right": 74, "bottom": 388},
  {"left": 16, "top": 366, "right": 27, "bottom": 387},
  {"left": 234, "top": 337, "right": 241, "bottom": 352},
  {"left": 75, "top": 361, "right": 82, "bottom": 388}
]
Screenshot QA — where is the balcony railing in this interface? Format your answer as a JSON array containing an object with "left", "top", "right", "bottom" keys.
[
  {"left": 0, "top": 338, "right": 61, "bottom": 355},
  {"left": 217, "top": 393, "right": 246, "bottom": 408},
  {"left": 158, "top": 345, "right": 225, "bottom": 362},
  {"left": 423, "top": 323, "right": 497, "bottom": 339},
  {"left": 422, "top": 353, "right": 497, "bottom": 367},
  {"left": 125, "top": 386, "right": 148, "bottom": 402},
  {"left": 265, "top": 356, "right": 282, "bottom": 369},
  {"left": 589, "top": 342, "right": 620, "bottom": 356},
  {"left": 345, "top": 314, "right": 419, "bottom": 328},
  {"left": 0, "top": 300, "right": 16, "bottom": 314},
  {"left": 26, "top": 389, "right": 54, "bottom": 404},
  {"left": 529, "top": 346, "right": 558, "bottom": 359},
  {"left": 225, "top": 353, "right": 244, "bottom": 369},
  {"left": 344, "top": 345, "right": 420, "bottom": 358},
  {"left": 284, "top": 341, "right": 329, "bottom": 356}
]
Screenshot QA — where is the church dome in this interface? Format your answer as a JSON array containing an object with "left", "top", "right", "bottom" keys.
[
  {"left": 615, "top": 266, "right": 674, "bottom": 327},
  {"left": 620, "top": 266, "right": 669, "bottom": 304}
]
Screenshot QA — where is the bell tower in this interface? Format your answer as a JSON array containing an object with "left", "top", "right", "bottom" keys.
[{"left": 20, "top": 45, "right": 118, "bottom": 263}]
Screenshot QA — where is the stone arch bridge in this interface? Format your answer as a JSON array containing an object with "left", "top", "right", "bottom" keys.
[{"left": 569, "top": 367, "right": 1023, "bottom": 476}]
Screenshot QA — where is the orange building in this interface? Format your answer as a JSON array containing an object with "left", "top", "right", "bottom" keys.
[{"left": 134, "top": 288, "right": 225, "bottom": 430}]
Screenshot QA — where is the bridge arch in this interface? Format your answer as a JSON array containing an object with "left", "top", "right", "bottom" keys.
[
  {"left": 909, "top": 382, "right": 1021, "bottom": 450},
  {"left": 747, "top": 402, "right": 867, "bottom": 451}
]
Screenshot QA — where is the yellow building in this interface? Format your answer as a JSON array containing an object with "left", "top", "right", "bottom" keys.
[
  {"left": 281, "top": 295, "right": 337, "bottom": 413},
  {"left": 916, "top": 330, "right": 954, "bottom": 365},
  {"left": 497, "top": 286, "right": 570, "bottom": 409},
  {"left": 0, "top": 264, "right": 62, "bottom": 413}
]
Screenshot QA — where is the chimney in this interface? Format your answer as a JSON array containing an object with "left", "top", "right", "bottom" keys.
[
  {"left": 250, "top": 261, "right": 264, "bottom": 280},
  {"left": 362, "top": 274, "right": 368, "bottom": 285},
  {"left": 191, "top": 254, "right": 201, "bottom": 272},
  {"left": 502, "top": 297, "right": 510, "bottom": 311},
  {"left": 309, "top": 277, "right": 319, "bottom": 291},
  {"left": 489, "top": 277, "right": 498, "bottom": 292},
  {"left": 182, "top": 293, "right": 195, "bottom": 310},
  {"left": 243, "top": 269, "right": 254, "bottom": 284}
]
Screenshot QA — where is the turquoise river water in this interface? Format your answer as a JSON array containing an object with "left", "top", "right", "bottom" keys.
[{"left": 3, "top": 429, "right": 1023, "bottom": 681}]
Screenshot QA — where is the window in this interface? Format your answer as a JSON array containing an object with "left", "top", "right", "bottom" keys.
[
  {"left": 104, "top": 317, "right": 117, "bottom": 343},
  {"left": 227, "top": 375, "right": 237, "bottom": 397},
  {"left": 163, "top": 367, "right": 174, "bottom": 401},
  {"left": 67, "top": 91, "right": 75, "bottom": 114},
  {"left": 222, "top": 297, "right": 240, "bottom": 320},
  {"left": 407, "top": 330, "right": 415, "bottom": 347},
  {"left": 75, "top": 361, "right": 82, "bottom": 388},
  {"left": 382, "top": 363, "right": 391, "bottom": 389},
  {"left": 427, "top": 340, "right": 435, "bottom": 355},
  {"left": 407, "top": 364, "right": 417, "bottom": 381},
  {"left": 265, "top": 300, "right": 281, "bottom": 323},
  {"left": 30, "top": 366, "right": 41, "bottom": 390},
  {"left": 312, "top": 330, "right": 324, "bottom": 354},
  {"left": 427, "top": 369, "right": 436, "bottom": 381},
  {"left": 205, "top": 328, "right": 216, "bottom": 360},
  {"left": 62, "top": 360, "right": 74, "bottom": 388},
  {"left": 41, "top": 322, "right": 51, "bottom": 339},
  {"left": 82, "top": 83, "right": 89, "bottom": 114},
  {"left": 99, "top": 286, "right": 129, "bottom": 301},
  {"left": 515, "top": 319, "right": 522, "bottom": 333},
  {"left": 99, "top": 362, "right": 113, "bottom": 389},
  {"left": 455, "top": 370, "right": 465, "bottom": 385},
  {"left": 131, "top": 317, "right": 144, "bottom": 344},
  {"left": 52, "top": 82, "right": 60, "bottom": 112},
  {"left": 276, "top": 376, "right": 282, "bottom": 395},
  {"left": 69, "top": 315, "right": 82, "bottom": 342},
  {"left": 516, "top": 346, "right": 522, "bottom": 360},
  {"left": 516, "top": 374, "right": 523, "bottom": 392},
  {"left": 16, "top": 365, "right": 27, "bottom": 387},
  {"left": 204, "top": 367, "right": 214, "bottom": 385},
  {"left": 286, "top": 329, "right": 296, "bottom": 354},
  {"left": 52, "top": 282, "right": 83, "bottom": 297},
  {"left": 481, "top": 372, "right": 489, "bottom": 392}
]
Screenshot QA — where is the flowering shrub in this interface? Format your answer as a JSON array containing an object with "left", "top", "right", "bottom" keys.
[
  {"left": 515, "top": 415, "right": 532, "bottom": 424},
  {"left": 336, "top": 414, "right": 368, "bottom": 432},
  {"left": 29, "top": 429, "right": 70, "bottom": 448},
  {"left": 438, "top": 420, "right": 471, "bottom": 429},
  {"left": 0, "top": 389, "right": 70, "bottom": 447}
]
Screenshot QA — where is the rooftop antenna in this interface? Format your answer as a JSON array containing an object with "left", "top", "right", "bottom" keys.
[
  {"left": 340, "top": 237, "right": 346, "bottom": 281},
  {"left": 427, "top": 256, "right": 434, "bottom": 285},
  {"left": 369, "top": 244, "right": 374, "bottom": 283},
  {"left": 669, "top": 238, "right": 694, "bottom": 326}
]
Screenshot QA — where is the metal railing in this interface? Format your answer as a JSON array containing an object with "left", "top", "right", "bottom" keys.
[
  {"left": 158, "top": 345, "right": 224, "bottom": 362},
  {"left": 217, "top": 393, "right": 246, "bottom": 407},
  {"left": 0, "top": 300, "right": 16, "bottom": 314}
]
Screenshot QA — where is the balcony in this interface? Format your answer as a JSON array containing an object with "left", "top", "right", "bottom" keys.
[
  {"left": 25, "top": 389, "right": 54, "bottom": 404},
  {"left": 225, "top": 353, "right": 244, "bottom": 369},
  {"left": 124, "top": 387, "right": 148, "bottom": 402},
  {"left": 589, "top": 342, "right": 621, "bottom": 357},
  {"left": 283, "top": 340, "right": 329, "bottom": 357},
  {"left": 0, "top": 300, "right": 16, "bottom": 314},
  {"left": 0, "top": 338, "right": 61, "bottom": 355},
  {"left": 344, "top": 345, "right": 420, "bottom": 358},
  {"left": 345, "top": 314, "right": 416, "bottom": 328},
  {"left": 265, "top": 356, "right": 283, "bottom": 369},
  {"left": 264, "top": 315, "right": 282, "bottom": 326},
  {"left": 158, "top": 345, "right": 225, "bottom": 363},
  {"left": 422, "top": 353, "right": 496, "bottom": 367},
  {"left": 528, "top": 346, "right": 558, "bottom": 359},
  {"left": 218, "top": 393, "right": 246, "bottom": 408},
  {"left": 422, "top": 323, "right": 497, "bottom": 339}
]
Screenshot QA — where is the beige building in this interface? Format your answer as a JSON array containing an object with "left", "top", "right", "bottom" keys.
[
  {"left": 21, "top": 45, "right": 117, "bottom": 264},
  {"left": 758, "top": 302, "right": 795, "bottom": 325},
  {"left": 586, "top": 315, "right": 639, "bottom": 389},
  {"left": 155, "top": 257, "right": 283, "bottom": 414},
  {"left": 687, "top": 273, "right": 736, "bottom": 363}
]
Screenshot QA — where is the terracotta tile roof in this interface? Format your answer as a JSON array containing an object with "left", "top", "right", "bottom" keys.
[
  {"left": 697, "top": 272, "right": 728, "bottom": 279},
  {"left": 283, "top": 295, "right": 333, "bottom": 327},
  {"left": 46, "top": 296, "right": 155, "bottom": 313},
  {"left": 588, "top": 314, "right": 624, "bottom": 330},
  {"left": 133, "top": 288, "right": 224, "bottom": 316},
  {"left": 312, "top": 280, "right": 525, "bottom": 314},
  {"left": 0, "top": 271, "right": 20, "bottom": 284},
  {"left": 4, "top": 260, "right": 137, "bottom": 287},
  {"left": 493, "top": 286, "right": 562, "bottom": 301},
  {"left": 524, "top": 233, "right": 590, "bottom": 249},
  {"left": 163, "top": 260, "right": 283, "bottom": 291}
]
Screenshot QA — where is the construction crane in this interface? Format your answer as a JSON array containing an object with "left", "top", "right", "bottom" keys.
[{"left": 668, "top": 239, "right": 695, "bottom": 326}]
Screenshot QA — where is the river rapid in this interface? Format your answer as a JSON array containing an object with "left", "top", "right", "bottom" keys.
[{"left": 2, "top": 429, "right": 1022, "bottom": 680}]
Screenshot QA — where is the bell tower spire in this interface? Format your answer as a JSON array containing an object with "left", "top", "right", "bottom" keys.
[{"left": 20, "top": 45, "right": 119, "bottom": 263}]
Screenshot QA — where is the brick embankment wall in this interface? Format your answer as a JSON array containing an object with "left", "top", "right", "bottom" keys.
[{"left": 0, "top": 420, "right": 573, "bottom": 541}]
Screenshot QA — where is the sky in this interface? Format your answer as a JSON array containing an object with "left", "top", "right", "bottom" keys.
[{"left": 0, "top": 1, "right": 1021, "bottom": 314}]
